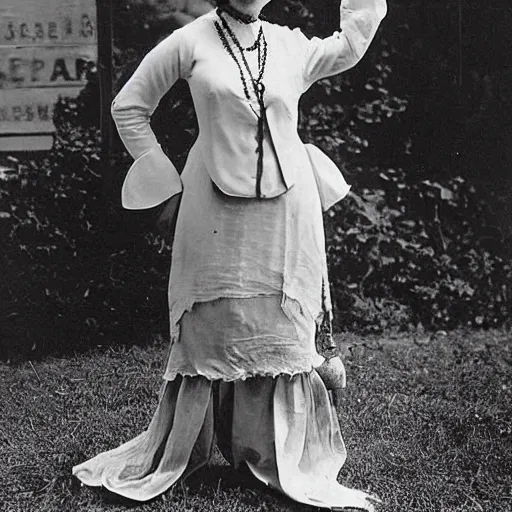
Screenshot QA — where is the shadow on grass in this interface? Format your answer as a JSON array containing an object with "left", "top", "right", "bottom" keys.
[{"left": 94, "top": 463, "right": 289, "bottom": 509}]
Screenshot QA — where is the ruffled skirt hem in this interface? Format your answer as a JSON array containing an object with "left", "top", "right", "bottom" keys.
[
  {"left": 162, "top": 366, "right": 317, "bottom": 383},
  {"left": 72, "top": 372, "right": 379, "bottom": 511}
]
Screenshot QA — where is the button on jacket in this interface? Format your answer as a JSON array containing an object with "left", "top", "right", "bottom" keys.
[{"left": 112, "top": 0, "right": 387, "bottom": 209}]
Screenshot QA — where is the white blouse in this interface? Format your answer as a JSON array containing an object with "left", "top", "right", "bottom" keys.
[
  {"left": 112, "top": 0, "right": 387, "bottom": 208},
  {"left": 111, "top": 1, "right": 387, "bottom": 346}
]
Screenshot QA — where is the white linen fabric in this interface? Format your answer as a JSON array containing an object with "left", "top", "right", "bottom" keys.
[
  {"left": 111, "top": 0, "right": 387, "bottom": 346},
  {"left": 121, "top": 144, "right": 182, "bottom": 209},
  {"left": 164, "top": 296, "right": 324, "bottom": 382},
  {"left": 305, "top": 144, "right": 352, "bottom": 211},
  {"left": 74, "top": 2, "right": 387, "bottom": 510},
  {"left": 73, "top": 373, "right": 380, "bottom": 511},
  {"left": 112, "top": 0, "right": 387, "bottom": 200},
  {"left": 166, "top": 136, "right": 330, "bottom": 348}
]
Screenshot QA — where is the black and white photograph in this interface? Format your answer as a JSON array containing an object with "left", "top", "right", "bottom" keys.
[{"left": 1, "top": 1, "right": 511, "bottom": 511}]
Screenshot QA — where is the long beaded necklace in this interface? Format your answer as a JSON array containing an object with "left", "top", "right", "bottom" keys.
[
  {"left": 215, "top": 7, "right": 269, "bottom": 198},
  {"left": 219, "top": 5, "right": 263, "bottom": 53}
]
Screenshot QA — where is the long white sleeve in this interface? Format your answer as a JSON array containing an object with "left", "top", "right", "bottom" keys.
[
  {"left": 294, "top": 0, "right": 387, "bottom": 91},
  {"left": 111, "top": 28, "right": 193, "bottom": 209}
]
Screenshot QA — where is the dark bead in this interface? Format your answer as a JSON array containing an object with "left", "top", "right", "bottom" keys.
[{"left": 215, "top": 11, "right": 269, "bottom": 198}]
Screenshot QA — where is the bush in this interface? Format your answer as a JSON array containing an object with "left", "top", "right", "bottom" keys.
[
  {"left": 2, "top": 83, "right": 509, "bottom": 362},
  {"left": 1, "top": 1, "right": 510, "bottom": 361},
  {"left": 325, "top": 169, "right": 512, "bottom": 332},
  {"left": 0, "top": 81, "right": 172, "bottom": 362}
]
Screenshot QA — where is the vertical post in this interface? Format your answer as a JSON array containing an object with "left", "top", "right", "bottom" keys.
[
  {"left": 458, "top": 0, "right": 463, "bottom": 100},
  {"left": 97, "top": 0, "right": 114, "bottom": 163}
]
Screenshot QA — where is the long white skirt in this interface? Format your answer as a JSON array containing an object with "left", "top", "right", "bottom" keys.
[
  {"left": 72, "top": 145, "right": 378, "bottom": 509},
  {"left": 72, "top": 372, "right": 379, "bottom": 510}
]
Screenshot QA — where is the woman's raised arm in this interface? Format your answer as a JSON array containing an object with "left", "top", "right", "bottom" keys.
[{"left": 294, "top": 0, "right": 387, "bottom": 91}]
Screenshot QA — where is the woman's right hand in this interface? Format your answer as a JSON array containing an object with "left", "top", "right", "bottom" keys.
[{"left": 156, "top": 193, "right": 182, "bottom": 242}]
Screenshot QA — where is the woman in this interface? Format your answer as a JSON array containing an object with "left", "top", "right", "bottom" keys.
[{"left": 73, "top": 0, "right": 387, "bottom": 510}]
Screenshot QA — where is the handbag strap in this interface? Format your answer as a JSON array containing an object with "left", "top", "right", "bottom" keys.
[{"left": 316, "top": 277, "right": 338, "bottom": 360}]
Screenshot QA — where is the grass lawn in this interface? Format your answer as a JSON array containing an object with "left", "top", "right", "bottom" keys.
[{"left": 1, "top": 329, "right": 511, "bottom": 512}]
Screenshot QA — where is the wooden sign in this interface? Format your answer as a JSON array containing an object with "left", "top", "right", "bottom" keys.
[{"left": 0, "top": 0, "right": 98, "bottom": 151}]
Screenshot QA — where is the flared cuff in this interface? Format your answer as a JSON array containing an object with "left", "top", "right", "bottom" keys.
[
  {"left": 305, "top": 144, "right": 351, "bottom": 212},
  {"left": 121, "top": 145, "right": 183, "bottom": 210}
]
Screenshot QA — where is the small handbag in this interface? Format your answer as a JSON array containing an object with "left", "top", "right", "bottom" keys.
[
  {"left": 314, "top": 279, "right": 347, "bottom": 390},
  {"left": 306, "top": 144, "right": 350, "bottom": 390}
]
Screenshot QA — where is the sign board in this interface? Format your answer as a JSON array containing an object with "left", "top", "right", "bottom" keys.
[{"left": 0, "top": 0, "right": 97, "bottom": 151}]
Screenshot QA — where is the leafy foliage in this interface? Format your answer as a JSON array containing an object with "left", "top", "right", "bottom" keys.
[
  {"left": 294, "top": 0, "right": 512, "bottom": 330},
  {"left": 325, "top": 170, "right": 511, "bottom": 332},
  {"left": 0, "top": 83, "right": 173, "bottom": 362},
  {"left": 1, "top": 0, "right": 510, "bottom": 360}
]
